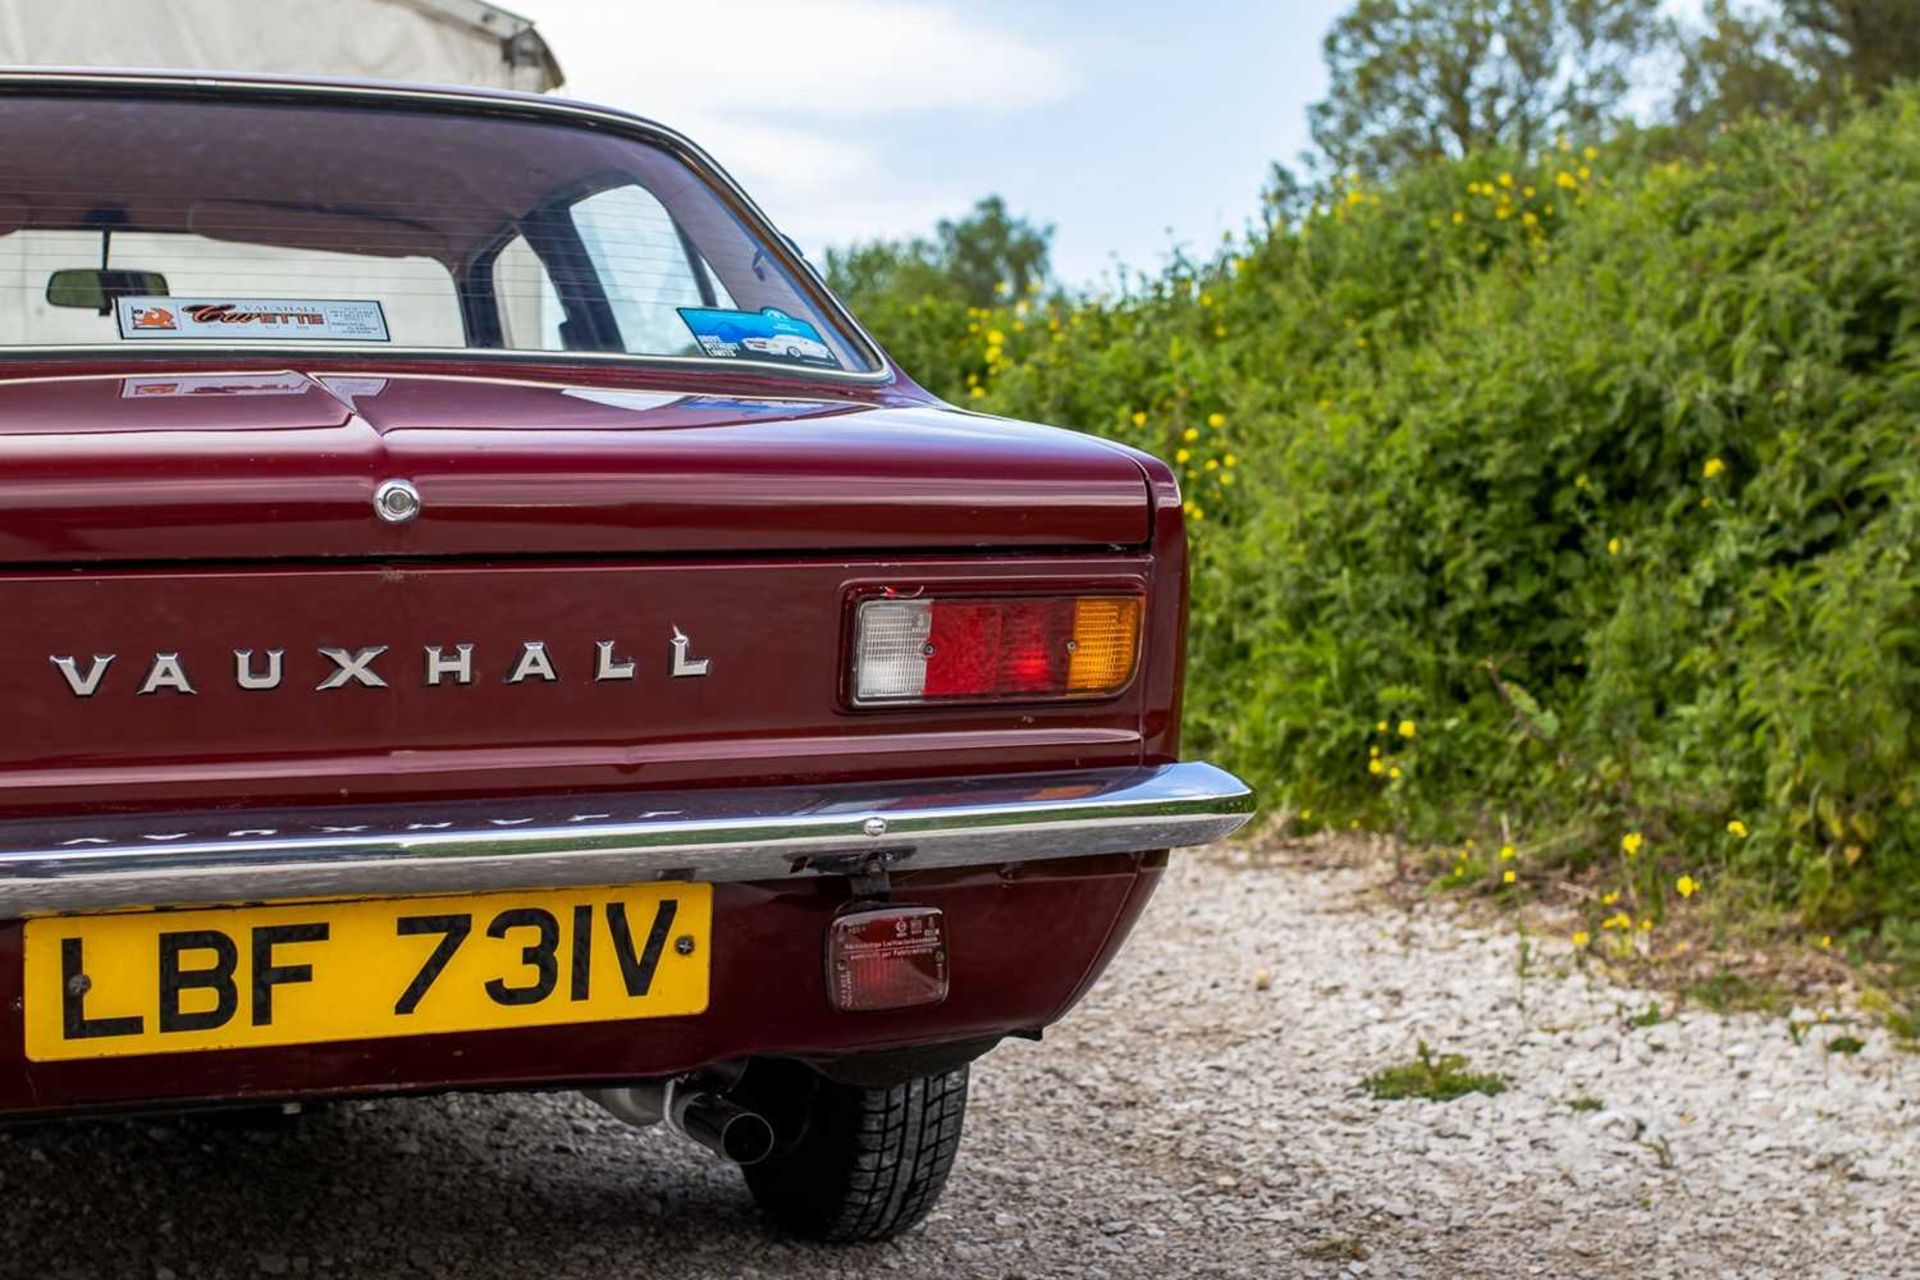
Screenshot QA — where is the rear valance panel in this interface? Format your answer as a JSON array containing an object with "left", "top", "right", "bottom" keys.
[{"left": 0, "top": 373, "right": 1153, "bottom": 562}]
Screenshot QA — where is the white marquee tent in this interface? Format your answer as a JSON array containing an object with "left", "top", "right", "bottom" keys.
[{"left": 0, "top": 0, "right": 563, "bottom": 91}]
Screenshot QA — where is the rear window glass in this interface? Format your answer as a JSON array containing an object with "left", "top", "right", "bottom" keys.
[{"left": 0, "top": 91, "right": 874, "bottom": 372}]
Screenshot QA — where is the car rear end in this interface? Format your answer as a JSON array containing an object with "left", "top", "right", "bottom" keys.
[{"left": 0, "top": 72, "right": 1250, "bottom": 1240}]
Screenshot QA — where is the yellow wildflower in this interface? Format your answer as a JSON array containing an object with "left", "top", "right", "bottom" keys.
[
  {"left": 1207, "top": 412, "right": 1225, "bottom": 428},
  {"left": 1819, "top": 935, "right": 1832, "bottom": 950},
  {"left": 1182, "top": 427, "right": 1199, "bottom": 442},
  {"left": 1397, "top": 719, "right": 1417, "bottom": 739},
  {"left": 1572, "top": 930, "right": 1591, "bottom": 947},
  {"left": 1556, "top": 171, "right": 1578, "bottom": 190},
  {"left": 1219, "top": 472, "right": 1234, "bottom": 486},
  {"left": 969, "top": 386, "right": 985, "bottom": 398},
  {"left": 1676, "top": 875, "right": 1699, "bottom": 899},
  {"left": 1131, "top": 410, "right": 1148, "bottom": 427},
  {"left": 1727, "top": 819, "right": 1749, "bottom": 839},
  {"left": 1703, "top": 456, "right": 1726, "bottom": 478},
  {"left": 1368, "top": 758, "right": 1385, "bottom": 776},
  {"left": 1607, "top": 536, "right": 1621, "bottom": 556},
  {"left": 1205, "top": 459, "right": 1219, "bottom": 471},
  {"left": 1498, "top": 172, "right": 1513, "bottom": 188},
  {"left": 1523, "top": 186, "right": 1536, "bottom": 199},
  {"left": 1224, "top": 453, "right": 1238, "bottom": 467},
  {"left": 1602, "top": 890, "right": 1620, "bottom": 906},
  {"left": 1583, "top": 146, "right": 1598, "bottom": 161},
  {"left": 1175, "top": 448, "right": 1191, "bottom": 464},
  {"left": 1601, "top": 911, "right": 1632, "bottom": 931},
  {"left": 1376, "top": 719, "right": 1388, "bottom": 732},
  {"left": 1388, "top": 766, "right": 1402, "bottom": 780},
  {"left": 1639, "top": 918, "right": 1653, "bottom": 932},
  {"left": 1575, "top": 473, "right": 1589, "bottom": 489},
  {"left": 1452, "top": 210, "right": 1466, "bottom": 225},
  {"left": 1522, "top": 211, "right": 1539, "bottom": 227},
  {"left": 1502, "top": 869, "right": 1516, "bottom": 885},
  {"left": 1214, "top": 325, "right": 1227, "bottom": 338},
  {"left": 1499, "top": 844, "right": 1516, "bottom": 861},
  {"left": 1621, "top": 832, "right": 1643, "bottom": 856},
  {"left": 986, "top": 329, "right": 1005, "bottom": 346},
  {"left": 1578, "top": 166, "right": 1592, "bottom": 180}
]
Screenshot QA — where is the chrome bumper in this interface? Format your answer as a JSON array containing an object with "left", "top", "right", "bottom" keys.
[{"left": 0, "top": 762, "right": 1253, "bottom": 916}]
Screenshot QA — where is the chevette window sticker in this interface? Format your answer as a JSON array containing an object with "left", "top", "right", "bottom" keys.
[
  {"left": 677, "top": 306, "right": 839, "bottom": 369},
  {"left": 115, "top": 296, "right": 391, "bottom": 342},
  {"left": 47, "top": 633, "right": 713, "bottom": 698}
]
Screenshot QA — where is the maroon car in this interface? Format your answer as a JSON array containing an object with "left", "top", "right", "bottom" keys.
[{"left": 0, "top": 71, "right": 1252, "bottom": 1241}]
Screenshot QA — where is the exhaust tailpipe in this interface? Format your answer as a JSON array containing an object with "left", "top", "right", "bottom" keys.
[{"left": 669, "top": 1090, "right": 776, "bottom": 1166}]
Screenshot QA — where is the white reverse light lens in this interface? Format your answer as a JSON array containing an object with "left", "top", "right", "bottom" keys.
[{"left": 853, "top": 600, "right": 931, "bottom": 701}]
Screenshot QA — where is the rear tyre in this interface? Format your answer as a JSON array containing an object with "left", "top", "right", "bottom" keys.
[{"left": 744, "top": 1063, "right": 969, "bottom": 1242}]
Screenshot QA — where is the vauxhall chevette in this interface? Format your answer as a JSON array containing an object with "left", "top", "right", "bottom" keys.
[{"left": 0, "top": 70, "right": 1252, "bottom": 1241}]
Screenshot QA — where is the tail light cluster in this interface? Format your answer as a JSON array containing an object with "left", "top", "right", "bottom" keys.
[{"left": 851, "top": 593, "right": 1142, "bottom": 705}]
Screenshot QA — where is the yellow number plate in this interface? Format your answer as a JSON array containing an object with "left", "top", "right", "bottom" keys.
[{"left": 23, "top": 883, "right": 711, "bottom": 1062}]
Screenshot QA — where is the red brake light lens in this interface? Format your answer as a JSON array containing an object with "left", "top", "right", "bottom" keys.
[
  {"left": 852, "top": 595, "right": 1141, "bottom": 705},
  {"left": 826, "top": 907, "right": 948, "bottom": 1012}
]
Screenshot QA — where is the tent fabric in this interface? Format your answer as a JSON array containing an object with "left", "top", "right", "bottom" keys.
[{"left": 0, "top": 0, "right": 562, "bottom": 92}]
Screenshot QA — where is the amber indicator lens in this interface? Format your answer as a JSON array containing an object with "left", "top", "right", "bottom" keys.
[
  {"left": 826, "top": 906, "right": 949, "bottom": 1012},
  {"left": 852, "top": 595, "right": 1141, "bottom": 705}
]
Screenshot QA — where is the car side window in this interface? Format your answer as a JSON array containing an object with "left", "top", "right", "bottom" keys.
[
  {"left": 490, "top": 234, "right": 565, "bottom": 350},
  {"left": 570, "top": 185, "right": 733, "bottom": 356}
]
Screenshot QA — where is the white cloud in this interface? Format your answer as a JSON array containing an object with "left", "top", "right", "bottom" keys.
[
  {"left": 538, "top": 0, "right": 1076, "bottom": 121},
  {"left": 518, "top": 0, "right": 1076, "bottom": 249}
]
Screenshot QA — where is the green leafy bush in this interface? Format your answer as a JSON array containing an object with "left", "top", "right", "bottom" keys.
[{"left": 848, "top": 94, "right": 1920, "bottom": 947}]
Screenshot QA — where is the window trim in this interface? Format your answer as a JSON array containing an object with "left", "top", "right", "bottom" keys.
[{"left": 0, "top": 72, "right": 896, "bottom": 385}]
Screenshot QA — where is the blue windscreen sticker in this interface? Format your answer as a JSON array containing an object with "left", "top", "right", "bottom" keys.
[{"left": 677, "top": 307, "right": 839, "bottom": 369}]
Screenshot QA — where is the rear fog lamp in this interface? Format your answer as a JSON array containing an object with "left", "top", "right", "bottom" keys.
[
  {"left": 852, "top": 594, "right": 1141, "bottom": 704},
  {"left": 826, "top": 906, "right": 949, "bottom": 1012}
]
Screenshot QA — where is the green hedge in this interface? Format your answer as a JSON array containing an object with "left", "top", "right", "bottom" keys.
[{"left": 850, "top": 94, "right": 1919, "bottom": 945}]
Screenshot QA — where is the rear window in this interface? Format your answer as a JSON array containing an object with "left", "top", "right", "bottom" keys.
[{"left": 0, "top": 90, "right": 876, "bottom": 373}]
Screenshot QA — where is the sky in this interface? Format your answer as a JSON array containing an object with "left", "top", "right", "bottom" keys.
[{"left": 521, "top": 0, "right": 1351, "bottom": 288}]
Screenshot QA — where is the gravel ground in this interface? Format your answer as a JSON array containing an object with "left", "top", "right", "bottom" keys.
[{"left": 3, "top": 843, "right": 1914, "bottom": 1279}]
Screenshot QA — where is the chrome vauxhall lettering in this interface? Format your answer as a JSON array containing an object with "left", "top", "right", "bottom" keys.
[
  {"left": 234, "top": 648, "right": 284, "bottom": 691},
  {"left": 45, "top": 631, "right": 711, "bottom": 695},
  {"left": 50, "top": 655, "right": 114, "bottom": 698},
  {"left": 316, "top": 646, "right": 389, "bottom": 691}
]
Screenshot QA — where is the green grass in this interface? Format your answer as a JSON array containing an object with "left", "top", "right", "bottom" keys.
[
  {"left": 1827, "top": 1034, "right": 1866, "bottom": 1056},
  {"left": 1362, "top": 1041, "right": 1507, "bottom": 1102},
  {"left": 1299, "top": 1237, "right": 1370, "bottom": 1263},
  {"left": 1684, "top": 972, "right": 1790, "bottom": 1016},
  {"left": 1567, "top": 1095, "right": 1605, "bottom": 1112},
  {"left": 1625, "top": 1001, "right": 1664, "bottom": 1029}
]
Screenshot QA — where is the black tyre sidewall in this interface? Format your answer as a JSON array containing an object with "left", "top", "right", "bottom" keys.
[{"left": 745, "top": 1064, "right": 969, "bottom": 1243}]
